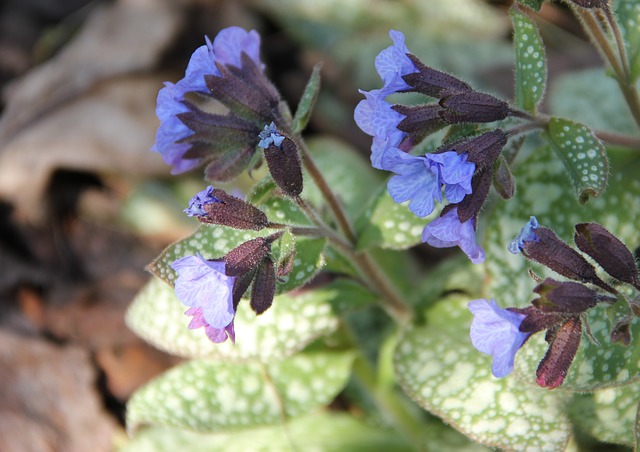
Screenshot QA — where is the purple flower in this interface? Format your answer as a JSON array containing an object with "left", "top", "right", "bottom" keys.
[
  {"left": 258, "top": 122, "right": 285, "bottom": 149},
  {"left": 183, "top": 185, "right": 222, "bottom": 217},
  {"left": 422, "top": 207, "right": 485, "bottom": 264},
  {"left": 468, "top": 299, "right": 531, "bottom": 378},
  {"left": 374, "top": 30, "right": 418, "bottom": 93},
  {"left": 171, "top": 254, "right": 236, "bottom": 343},
  {"left": 508, "top": 216, "right": 539, "bottom": 254}
]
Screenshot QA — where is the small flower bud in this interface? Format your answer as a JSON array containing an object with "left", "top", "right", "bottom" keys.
[
  {"left": 492, "top": 155, "right": 515, "bottom": 200},
  {"left": 569, "top": 0, "right": 606, "bottom": 8},
  {"left": 511, "top": 305, "right": 566, "bottom": 334},
  {"left": 532, "top": 278, "right": 597, "bottom": 313},
  {"left": 224, "top": 237, "right": 271, "bottom": 277},
  {"left": 611, "top": 320, "right": 631, "bottom": 346},
  {"left": 574, "top": 223, "right": 640, "bottom": 290},
  {"left": 456, "top": 169, "right": 492, "bottom": 223},
  {"left": 439, "top": 92, "right": 510, "bottom": 124},
  {"left": 185, "top": 186, "right": 269, "bottom": 230},
  {"left": 259, "top": 125, "right": 304, "bottom": 198},
  {"left": 392, "top": 104, "right": 448, "bottom": 143},
  {"left": 536, "top": 317, "right": 582, "bottom": 389},
  {"left": 450, "top": 129, "right": 508, "bottom": 169},
  {"left": 402, "top": 54, "right": 473, "bottom": 98},
  {"left": 250, "top": 258, "right": 276, "bottom": 314}
]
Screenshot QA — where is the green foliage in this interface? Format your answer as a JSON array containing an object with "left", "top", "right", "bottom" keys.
[
  {"left": 126, "top": 277, "right": 343, "bottom": 360},
  {"left": 511, "top": 6, "right": 547, "bottom": 113},
  {"left": 617, "top": 0, "right": 640, "bottom": 81},
  {"left": 120, "top": 412, "right": 412, "bottom": 452},
  {"left": 293, "top": 63, "right": 322, "bottom": 133},
  {"left": 546, "top": 117, "right": 609, "bottom": 203},
  {"left": 516, "top": 0, "right": 544, "bottom": 11},
  {"left": 394, "top": 295, "right": 572, "bottom": 451},
  {"left": 127, "top": 350, "right": 355, "bottom": 433}
]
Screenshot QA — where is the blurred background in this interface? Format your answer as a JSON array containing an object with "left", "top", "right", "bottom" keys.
[{"left": 0, "top": 0, "right": 602, "bottom": 449}]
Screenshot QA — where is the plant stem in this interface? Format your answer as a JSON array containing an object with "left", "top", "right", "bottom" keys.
[
  {"left": 602, "top": 4, "right": 631, "bottom": 79},
  {"left": 593, "top": 129, "right": 640, "bottom": 149}
]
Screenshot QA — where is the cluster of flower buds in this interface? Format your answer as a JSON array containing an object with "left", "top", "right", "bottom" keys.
[
  {"left": 171, "top": 186, "right": 291, "bottom": 343},
  {"left": 153, "top": 27, "right": 303, "bottom": 196},
  {"left": 355, "top": 31, "right": 515, "bottom": 264},
  {"left": 470, "top": 217, "right": 639, "bottom": 388}
]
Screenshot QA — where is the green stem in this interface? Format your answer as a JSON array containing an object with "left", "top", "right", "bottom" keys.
[
  {"left": 602, "top": 4, "right": 631, "bottom": 79},
  {"left": 351, "top": 355, "right": 426, "bottom": 450}
]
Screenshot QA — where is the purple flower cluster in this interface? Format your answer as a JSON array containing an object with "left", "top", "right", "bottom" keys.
[{"left": 355, "top": 30, "right": 491, "bottom": 263}]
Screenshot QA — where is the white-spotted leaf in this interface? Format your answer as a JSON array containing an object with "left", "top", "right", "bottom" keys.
[
  {"left": 484, "top": 145, "right": 640, "bottom": 391},
  {"left": 571, "top": 383, "right": 639, "bottom": 447},
  {"left": 121, "top": 412, "right": 412, "bottom": 451},
  {"left": 355, "top": 185, "right": 439, "bottom": 250},
  {"left": 511, "top": 6, "right": 547, "bottom": 112},
  {"left": 126, "top": 277, "right": 341, "bottom": 361},
  {"left": 617, "top": 0, "right": 640, "bottom": 81},
  {"left": 394, "top": 295, "right": 572, "bottom": 451},
  {"left": 126, "top": 350, "right": 355, "bottom": 433},
  {"left": 517, "top": 0, "right": 544, "bottom": 11},
  {"left": 546, "top": 117, "right": 609, "bottom": 203}
]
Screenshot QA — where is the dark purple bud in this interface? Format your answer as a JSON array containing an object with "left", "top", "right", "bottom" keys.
[
  {"left": 456, "top": 168, "right": 493, "bottom": 223},
  {"left": 232, "top": 269, "right": 257, "bottom": 309},
  {"left": 439, "top": 92, "right": 510, "bottom": 124},
  {"left": 224, "top": 237, "right": 271, "bottom": 277},
  {"left": 492, "top": 155, "right": 515, "bottom": 199},
  {"left": 569, "top": 0, "right": 606, "bottom": 7},
  {"left": 511, "top": 305, "right": 567, "bottom": 334},
  {"left": 450, "top": 129, "right": 508, "bottom": 168},
  {"left": 611, "top": 320, "right": 631, "bottom": 346},
  {"left": 276, "top": 251, "right": 295, "bottom": 278},
  {"left": 532, "top": 278, "right": 597, "bottom": 313},
  {"left": 250, "top": 258, "right": 276, "bottom": 314},
  {"left": 574, "top": 223, "right": 640, "bottom": 290},
  {"left": 392, "top": 104, "right": 448, "bottom": 144},
  {"left": 206, "top": 53, "right": 281, "bottom": 123},
  {"left": 536, "top": 317, "right": 582, "bottom": 389},
  {"left": 188, "top": 187, "right": 269, "bottom": 230},
  {"left": 402, "top": 54, "right": 473, "bottom": 98},
  {"left": 522, "top": 227, "right": 617, "bottom": 294},
  {"left": 261, "top": 133, "right": 304, "bottom": 198}
]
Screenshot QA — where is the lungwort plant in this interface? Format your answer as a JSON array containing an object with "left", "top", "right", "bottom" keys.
[{"left": 124, "top": 1, "right": 640, "bottom": 450}]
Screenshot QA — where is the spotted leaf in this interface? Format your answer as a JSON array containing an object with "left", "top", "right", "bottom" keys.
[
  {"left": 126, "top": 277, "right": 341, "bottom": 361},
  {"left": 511, "top": 6, "right": 547, "bottom": 112},
  {"left": 126, "top": 350, "right": 355, "bottom": 433},
  {"left": 394, "top": 295, "right": 572, "bottom": 451}
]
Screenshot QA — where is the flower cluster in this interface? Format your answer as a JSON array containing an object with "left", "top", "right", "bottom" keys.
[
  {"left": 469, "top": 218, "right": 639, "bottom": 388},
  {"left": 152, "top": 26, "right": 302, "bottom": 195},
  {"left": 355, "top": 31, "right": 512, "bottom": 264}
]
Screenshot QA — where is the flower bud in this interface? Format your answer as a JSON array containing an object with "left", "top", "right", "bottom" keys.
[
  {"left": 250, "top": 258, "right": 276, "bottom": 314},
  {"left": 185, "top": 186, "right": 269, "bottom": 230},
  {"left": 439, "top": 92, "right": 509, "bottom": 124},
  {"left": 611, "top": 320, "right": 631, "bottom": 346},
  {"left": 224, "top": 237, "right": 271, "bottom": 277},
  {"left": 569, "top": 0, "right": 606, "bottom": 8},
  {"left": 451, "top": 129, "right": 508, "bottom": 168},
  {"left": 402, "top": 54, "right": 473, "bottom": 98},
  {"left": 392, "top": 104, "right": 448, "bottom": 143},
  {"left": 574, "top": 223, "right": 640, "bottom": 290},
  {"left": 259, "top": 125, "right": 304, "bottom": 197},
  {"left": 456, "top": 169, "right": 492, "bottom": 223},
  {"left": 536, "top": 317, "right": 582, "bottom": 389},
  {"left": 532, "top": 278, "right": 597, "bottom": 313}
]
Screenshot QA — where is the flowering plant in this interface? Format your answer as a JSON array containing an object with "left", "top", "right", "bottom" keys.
[{"left": 125, "top": 2, "right": 640, "bottom": 450}]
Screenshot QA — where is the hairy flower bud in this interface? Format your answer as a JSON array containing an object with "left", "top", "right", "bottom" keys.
[
  {"left": 392, "top": 104, "right": 448, "bottom": 143},
  {"left": 250, "top": 258, "right": 276, "bottom": 314},
  {"left": 536, "top": 317, "right": 582, "bottom": 389},
  {"left": 259, "top": 125, "right": 304, "bottom": 197},
  {"left": 611, "top": 320, "right": 632, "bottom": 346},
  {"left": 574, "top": 223, "right": 640, "bottom": 290},
  {"left": 532, "top": 278, "right": 597, "bottom": 313},
  {"left": 456, "top": 169, "right": 492, "bottom": 223},
  {"left": 224, "top": 237, "right": 271, "bottom": 277},
  {"left": 569, "top": 0, "right": 606, "bottom": 7},
  {"left": 449, "top": 129, "right": 508, "bottom": 169},
  {"left": 439, "top": 92, "right": 510, "bottom": 124},
  {"left": 402, "top": 54, "right": 472, "bottom": 98},
  {"left": 185, "top": 186, "right": 269, "bottom": 230}
]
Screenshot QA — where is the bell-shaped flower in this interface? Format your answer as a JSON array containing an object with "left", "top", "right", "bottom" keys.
[
  {"left": 468, "top": 299, "right": 531, "bottom": 378},
  {"left": 422, "top": 207, "right": 485, "bottom": 264},
  {"left": 171, "top": 254, "right": 236, "bottom": 343}
]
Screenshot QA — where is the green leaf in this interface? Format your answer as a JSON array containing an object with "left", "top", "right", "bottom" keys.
[
  {"left": 516, "top": 0, "right": 544, "bottom": 11},
  {"left": 571, "top": 383, "right": 639, "bottom": 447},
  {"left": 121, "top": 412, "right": 411, "bottom": 452},
  {"left": 355, "top": 185, "right": 440, "bottom": 250},
  {"left": 511, "top": 6, "right": 547, "bottom": 112},
  {"left": 126, "top": 277, "right": 341, "bottom": 360},
  {"left": 293, "top": 63, "right": 322, "bottom": 133},
  {"left": 394, "top": 295, "right": 572, "bottom": 451},
  {"left": 549, "top": 69, "right": 640, "bottom": 135},
  {"left": 304, "top": 136, "right": 383, "bottom": 219},
  {"left": 617, "top": 0, "right": 640, "bottom": 81},
  {"left": 483, "top": 145, "right": 640, "bottom": 391},
  {"left": 126, "top": 350, "right": 355, "bottom": 433},
  {"left": 546, "top": 117, "right": 609, "bottom": 203}
]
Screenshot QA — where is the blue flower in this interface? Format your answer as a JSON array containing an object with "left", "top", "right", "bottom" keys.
[
  {"left": 171, "top": 254, "right": 236, "bottom": 343},
  {"left": 508, "top": 216, "right": 539, "bottom": 254},
  {"left": 468, "top": 299, "right": 531, "bottom": 378},
  {"left": 374, "top": 30, "right": 417, "bottom": 93},
  {"left": 257, "top": 122, "right": 285, "bottom": 149},
  {"left": 386, "top": 150, "right": 474, "bottom": 218},
  {"left": 422, "top": 207, "right": 485, "bottom": 264},
  {"left": 183, "top": 185, "right": 222, "bottom": 217}
]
